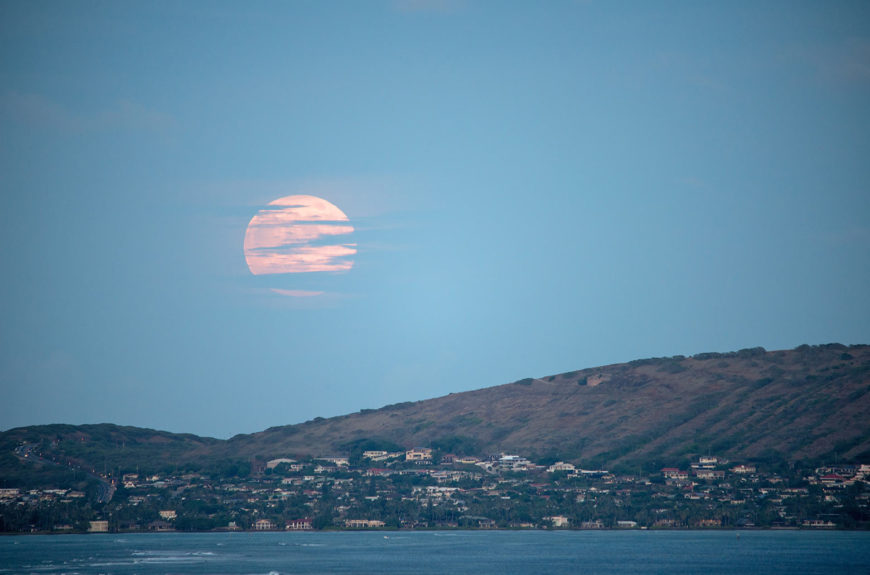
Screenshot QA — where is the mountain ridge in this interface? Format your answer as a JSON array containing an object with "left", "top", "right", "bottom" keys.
[
  {"left": 220, "top": 343, "right": 869, "bottom": 468},
  {"left": 2, "top": 343, "right": 868, "bottom": 483}
]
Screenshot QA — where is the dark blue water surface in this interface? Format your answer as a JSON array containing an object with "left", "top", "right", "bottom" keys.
[{"left": 1, "top": 530, "right": 868, "bottom": 575}]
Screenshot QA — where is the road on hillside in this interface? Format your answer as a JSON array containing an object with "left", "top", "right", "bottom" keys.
[{"left": 13, "top": 443, "right": 116, "bottom": 503}]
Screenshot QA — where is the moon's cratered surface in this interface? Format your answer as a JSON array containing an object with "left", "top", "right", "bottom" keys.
[{"left": 244, "top": 195, "right": 356, "bottom": 275}]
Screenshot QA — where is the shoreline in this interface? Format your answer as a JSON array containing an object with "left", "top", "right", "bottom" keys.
[{"left": 4, "top": 525, "right": 858, "bottom": 537}]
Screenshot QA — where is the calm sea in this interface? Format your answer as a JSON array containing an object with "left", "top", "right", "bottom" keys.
[{"left": 1, "top": 531, "right": 868, "bottom": 575}]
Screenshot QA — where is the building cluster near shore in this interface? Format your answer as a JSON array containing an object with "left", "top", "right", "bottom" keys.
[{"left": 1, "top": 444, "right": 868, "bottom": 533}]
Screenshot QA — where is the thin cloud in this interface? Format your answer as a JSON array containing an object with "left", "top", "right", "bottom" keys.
[
  {"left": 0, "top": 92, "right": 175, "bottom": 133},
  {"left": 251, "top": 287, "right": 354, "bottom": 310},
  {"left": 244, "top": 195, "right": 357, "bottom": 275},
  {"left": 270, "top": 288, "right": 325, "bottom": 298},
  {"left": 675, "top": 176, "right": 710, "bottom": 190},
  {"left": 393, "top": 0, "right": 463, "bottom": 13},
  {"left": 247, "top": 244, "right": 357, "bottom": 275},
  {"left": 0, "top": 92, "right": 79, "bottom": 131},
  {"left": 788, "top": 36, "right": 870, "bottom": 89},
  {"left": 828, "top": 37, "right": 870, "bottom": 83},
  {"left": 246, "top": 223, "right": 354, "bottom": 249},
  {"left": 96, "top": 99, "right": 175, "bottom": 133},
  {"left": 820, "top": 226, "right": 870, "bottom": 247}
]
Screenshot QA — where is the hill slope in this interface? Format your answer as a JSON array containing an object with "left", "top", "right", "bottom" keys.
[
  {"left": 221, "top": 344, "right": 870, "bottom": 466},
  {"left": 2, "top": 344, "right": 868, "bottom": 481}
]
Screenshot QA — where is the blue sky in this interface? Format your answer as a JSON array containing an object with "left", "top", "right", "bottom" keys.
[{"left": 2, "top": 1, "right": 868, "bottom": 438}]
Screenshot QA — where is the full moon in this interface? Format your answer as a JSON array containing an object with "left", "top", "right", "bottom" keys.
[{"left": 244, "top": 195, "right": 356, "bottom": 275}]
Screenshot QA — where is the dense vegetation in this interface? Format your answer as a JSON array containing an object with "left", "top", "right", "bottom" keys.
[{"left": 1, "top": 452, "right": 867, "bottom": 533}]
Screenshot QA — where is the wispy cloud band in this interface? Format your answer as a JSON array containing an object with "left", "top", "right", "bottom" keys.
[{"left": 244, "top": 195, "right": 356, "bottom": 275}]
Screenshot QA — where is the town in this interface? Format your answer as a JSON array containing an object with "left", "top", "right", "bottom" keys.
[{"left": 1, "top": 443, "right": 868, "bottom": 533}]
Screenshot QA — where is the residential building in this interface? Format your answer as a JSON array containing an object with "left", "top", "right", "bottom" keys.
[
  {"left": 406, "top": 448, "right": 433, "bottom": 462},
  {"left": 344, "top": 519, "right": 386, "bottom": 528},
  {"left": 286, "top": 518, "right": 313, "bottom": 530},
  {"left": 254, "top": 518, "right": 275, "bottom": 530},
  {"left": 546, "top": 515, "right": 570, "bottom": 527}
]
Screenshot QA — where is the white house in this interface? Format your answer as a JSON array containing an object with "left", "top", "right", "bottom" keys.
[
  {"left": 254, "top": 518, "right": 275, "bottom": 530},
  {"left": 406, "top": 448, "right": 433, "bottom": 462},
  {"left": 545, "top": 515, "right": 570, "bottom": 528},
  {"left": 286, "top": 518, "right": 313, "bottom": 530}
]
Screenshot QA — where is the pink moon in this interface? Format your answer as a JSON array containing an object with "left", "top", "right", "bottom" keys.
[{"left": 244, "top": 195, "right": 356, "bottom": 275}]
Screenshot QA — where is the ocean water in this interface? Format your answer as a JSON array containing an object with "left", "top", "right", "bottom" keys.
[{"left": 1, "top": 530, "right": 868, "bottom": 575}]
